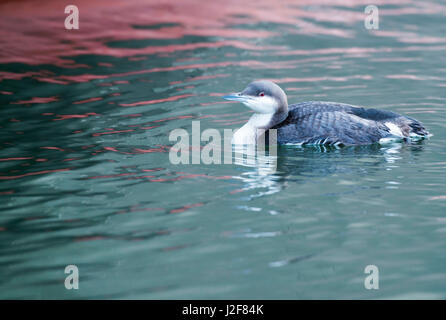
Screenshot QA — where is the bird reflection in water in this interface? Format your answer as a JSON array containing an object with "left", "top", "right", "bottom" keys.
[{"left": 230, "top": 140, "right": 427, "bottom": 200}]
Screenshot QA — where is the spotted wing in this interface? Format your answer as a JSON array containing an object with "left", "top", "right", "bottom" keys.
[{"left": 274, "top": 102, "right": 391, "bottom": 145}]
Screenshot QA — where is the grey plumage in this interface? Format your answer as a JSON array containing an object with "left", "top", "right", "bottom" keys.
[
  {"left": 272, "top": 101, "right": 429, "bottom": 146},
  {"left": 240, "top": 80, "right": 288, "bottom": 113}
]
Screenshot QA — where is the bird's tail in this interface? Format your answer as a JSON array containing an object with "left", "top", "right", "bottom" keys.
[{"left": 408, "top": 119, "right": 430, "bottom": 138}]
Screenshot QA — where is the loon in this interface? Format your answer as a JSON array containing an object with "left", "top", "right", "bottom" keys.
[{"left": 223, "top": 80, "right": 430, "bottom": 146}]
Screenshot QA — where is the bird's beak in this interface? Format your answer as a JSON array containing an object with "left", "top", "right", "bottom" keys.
[{"left": 222, "top": 93, "right": 252, "bottom": 103}]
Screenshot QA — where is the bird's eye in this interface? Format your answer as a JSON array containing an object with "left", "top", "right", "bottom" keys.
[{"left": 259, "top": 92, "right": 265, "bottom": 97}]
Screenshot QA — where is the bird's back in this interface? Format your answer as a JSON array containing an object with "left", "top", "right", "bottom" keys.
[{"left": 272, "top": 101, "right": 429, "bottom": 146}]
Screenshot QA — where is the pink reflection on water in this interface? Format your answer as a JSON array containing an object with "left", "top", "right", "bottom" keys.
[
  {"left": 63, "top": 158, "right": 81, "bottom": 162},
  {"left": 0, "top": 71, "right": 41, "bottom": 81},
  {"left": 0, "top": 0, "right": 445, "bottom": 72},
  {"left": 10, "top": 97, "right": 59, "bottom": 105},
  {"left": 0, "top": 0, "right": 286, "bottom": 66},
  {"left": 98, "top": 62, "right": 113, "bottom": 67},
  {"left": 92, "top": 129, "right": 134, "bottom": 137},
  {"left": 0, "top": 157, "right": 33, "bottom": 161},
  {"left": 73, "top": 97, "right": 103, "bottom": 104},
  {"left": 219, "top": 120, "right": 248, "bottom": 126},
  {"left": 75, "top": 236, "right": 106, "bottom": 242},
  {"left": 41, "top": 147, "right": 65, "bottom": 151},
  {"left": 115, "top": 206, "right": 164, "bottom": 214},
  {"left": 169, "top": 202, "right": 204, "bottom": 214},
  {"left": 152, "top": 115, "right": 194, "bottom": 123},
  {"left": 133, "top": 147, "right": 167, "bottom": 153},
  {"left": 53, "top": 112, "right": 100, "bottom": 121},
  {"left": 0, "top": 168, "right": 71, "bottom": 180},
  {"left": 120, "top": 94, "right": 194, "bottom": 107},
  {"left": 386, "top": 74, "right": 444, "bottom": 81},
  {"left": 87, "top": 173, "right": 138, "bottom": 179}
]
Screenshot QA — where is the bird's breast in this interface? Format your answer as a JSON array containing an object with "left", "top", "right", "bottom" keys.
[{"left": 231, "top": 123, "right": 257, "bottom": 145}]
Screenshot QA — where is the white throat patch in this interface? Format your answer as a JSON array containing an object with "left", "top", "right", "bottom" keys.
[{"left": 242, "top": 96, "right": 278, "bottom": 114}]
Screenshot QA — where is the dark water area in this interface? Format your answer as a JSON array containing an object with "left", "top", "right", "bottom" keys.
[{"left": 1, "top": 0, "right": 446, "bottom": 299}]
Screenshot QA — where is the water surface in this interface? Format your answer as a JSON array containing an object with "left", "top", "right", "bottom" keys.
[{"left": 1, "top": 0, "right": 446, "bottom": 299}]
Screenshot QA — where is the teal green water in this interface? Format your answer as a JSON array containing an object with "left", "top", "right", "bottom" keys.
[{"left": 1, "top": 0, "right": 446, "bottom": 299}]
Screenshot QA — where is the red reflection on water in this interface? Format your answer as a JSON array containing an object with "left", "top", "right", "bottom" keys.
[
  {"left": 98, "top": 62, "right": 113, "bottom": 67},
  {"left": 92, "top": 129, "right": 134, "bottom": 137},
  {"left": 161, "top": 244, "right": 189, "bottom": 252},
  {"left": 73, "top": 97, "right": 103, "bottom": 104},
  {"left": 219, "top": 120, "right": 248, "bottom": 126},
  {"left": 133, "top": 148, "right": 166, "bottom": 153},
  {"left": 41, "top": 147, "right": 65, "bottom": 151},
  {"left": 0, "top": 168, "right": 70, "bottom": 180},
  {"left": 152, "top": 115, "right": 194, "bottom": 123},
  {"left": 123, "top": 175, "right": 156, "bottom": 180},
  {"left": 10, "top": 97, "right": 58, "bottom": 105},
  {"left": 0, "top": 157, "right": 33, "bottom": 161},
  {"left": 54, "top": 112, "right": 100, "bottom": 121},
  {"left": 120, "top": 94, "right": 194, "bottom": 107},
  {"left": 57, "top": 74, "right": 108, "bottom": 83},
  {"left": 140, "top": 125, "right": 160, "bottom": 130},
  {"left": 0, "top": 71, "right": 40, "bottom": 81},
  {"left": 142, "top": 168, "right": 164, "bottom": 172},
  {"left": 3, "top": 0, "right": 438, "bottom": 68},
  {"left": 169, "top": 202, "right": 204, "bottom": 214},
  {"left": 2, "top": 59, "right": 276, "bottom": 85},
  {"left": 75, "top": 236, "right": 106, "bottom": 242},
  {"left": 35, "top": 77, "right": 70, "bottom": 85},
  {"left": 229, "top": 188, "right": 245, "bottom": 194}
]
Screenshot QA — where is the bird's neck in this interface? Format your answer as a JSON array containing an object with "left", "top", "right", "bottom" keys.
[{"left": 232, "top": 111, "right": 288, "bottom": 144}]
